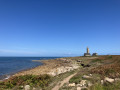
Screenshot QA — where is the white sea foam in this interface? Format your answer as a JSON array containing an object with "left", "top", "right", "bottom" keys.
[{"left": 4, "top": 75, "right": 10, "bottom": 80}]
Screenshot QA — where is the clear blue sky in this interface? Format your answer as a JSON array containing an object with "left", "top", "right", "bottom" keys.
[{"left": 0, "top": 0, "right": 120, "bottom": 56}]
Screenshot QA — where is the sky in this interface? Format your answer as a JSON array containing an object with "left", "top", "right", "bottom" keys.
[{"left": 0, "top": 0, "right": 120, "bottom": 56}]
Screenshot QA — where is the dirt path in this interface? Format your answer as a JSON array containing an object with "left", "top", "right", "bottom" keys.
[{"left": 52, "top": 73, "right": 77, "bottom": 90}]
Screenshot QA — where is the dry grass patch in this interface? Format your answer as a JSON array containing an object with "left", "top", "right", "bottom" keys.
[{"left": 91, "top": 55, "right": 120, "bottom": 78}]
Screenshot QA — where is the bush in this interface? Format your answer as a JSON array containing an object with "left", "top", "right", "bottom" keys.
[
  {"left": 91, "top": 59, "right": 102, "bottom": 63},
  {"left": 69, "top": 75, "right": 82, "bottom": 84},
  {"left": 108, "top": 56, "right": 112, "bottom": 59},
  {"left": 90, "top": 81, "right": 120, "bottom": 90},
  {"left": 90, "top": 83, "right": 104, "bottom": 90},
  {"left": 0, "top": 74, "right": 52, "bottom": 89}
]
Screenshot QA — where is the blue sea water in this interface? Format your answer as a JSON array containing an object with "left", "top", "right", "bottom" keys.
[{"left": 0, "top": 57, "right": 59, "bottom": 80}]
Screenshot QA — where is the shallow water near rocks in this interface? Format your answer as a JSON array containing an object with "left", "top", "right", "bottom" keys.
[{"left": 0, "top": 57, "right": 59, "bottom": 80}]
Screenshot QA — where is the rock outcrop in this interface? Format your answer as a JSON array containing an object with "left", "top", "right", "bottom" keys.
[
  {"left": 68, "top": 83, "right": 75, "bottom": 87},
  {"left": 24, "top": 85, "right": 30, "bottom": 90},
  {"left": 104, "top": 77, "right": 114, "bottom": 83},
  {"left": 48, "top": 64, "right": 79, "bottom": 76}
]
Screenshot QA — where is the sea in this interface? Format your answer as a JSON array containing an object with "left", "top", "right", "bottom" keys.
[{"left": 0, "top": 57, "right": 59, "bottom": 80}]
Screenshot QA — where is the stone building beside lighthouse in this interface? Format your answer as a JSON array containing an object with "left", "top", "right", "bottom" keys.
[{"left": 84, "top": 47, "right": 91, "bottom": 56}]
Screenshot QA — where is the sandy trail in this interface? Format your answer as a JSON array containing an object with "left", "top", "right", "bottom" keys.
[{"left": 52, "top": 73, "right": 77, "bottom": 90}]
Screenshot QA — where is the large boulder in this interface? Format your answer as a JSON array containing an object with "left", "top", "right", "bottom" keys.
[
  {"left": 101, "top": 80, "right": 104, "bottom": 84},
  {"left": 82, "top": 75, "right": 91, "bottom": 79},
  {"left": 87, "top": 81, "right": 93, "bottom": 87},
  {"left": 104, "top": 77, "right": 114, "bottom": 83},
  {"left": 115, "top": 78, "right": 120, "bottom": 81},
  {"left": 68, "top": 83, "right": 75, "bottom": 87},
  {"left": 77, "top": 87, "right": 82, "bottom": 90},
  {"left": 24, "top": 85, "right": 30, "bottom": 90},
  {"left": 80, "top": 80, "right": 87, "bottom": 86}
]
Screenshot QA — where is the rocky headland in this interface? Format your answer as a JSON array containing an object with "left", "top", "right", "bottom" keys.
[{"left": 1, "top": 55, "right": 120, "bottom": 90}]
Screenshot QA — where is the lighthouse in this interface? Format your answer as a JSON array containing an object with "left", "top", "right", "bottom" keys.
[
  {"left": 84, "top": 47, "right": 91, "bottom": 56},
  {"left": 87, "top": 47, "right": 89, "bottom": 53}
]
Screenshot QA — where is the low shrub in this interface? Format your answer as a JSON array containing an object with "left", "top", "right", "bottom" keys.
[
  {"left": 91, "top": 63, "right": 120, "bottom": 78},
  {"left": 90, "top": 83, "right": 104, "bottom": 90},
  {"left": 91, "top": 59, "right": 102, "bottom": 63},
  {"left": 0, "top": 74, "right": 52, "bottom": 89},
  {"left": 69, "top": 75, "right": 82, "bottom": 84},
  {"left": 90, "top": 81, "right": 120, "bottom": 90},
  {"left": 108, "top": 56, "right": 112, "bottom": 59}
]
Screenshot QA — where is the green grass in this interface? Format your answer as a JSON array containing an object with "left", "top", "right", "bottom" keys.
[
  {"left": 90, "top": 81, "right": 120, "bottom": 90},
  {"left": 0, "top": 74, "right": 51, "bottom": 89},
  {"left": 45, "top": 69, "right": 77, "bottom": 90},
  {"left": 0, "top": 70, "right": 77, "bottom": 90},
  {"left": 104, "top": 68, "right": 115, "bottom": 75},
  {"left": 69, "top": 74, "right": 82, "bottom": 84},
  {"left": 91, "top": 59, "right": 102, "bottom": 63},
  {"left": 90, "top": 83, "right": 104, "bottom": 90},
  {"left": 108, "top": 56, "right": 112, "bottom": 59},
  {"left": 59, "top": 83, "right": 77, "bottom": 90}
]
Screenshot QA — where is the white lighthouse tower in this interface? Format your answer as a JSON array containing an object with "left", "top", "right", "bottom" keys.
[{"left": 84, "top": 47, "right": 91, "bottom": 56}]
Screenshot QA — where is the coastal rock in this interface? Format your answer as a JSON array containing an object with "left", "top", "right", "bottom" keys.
[
  {"left": 20, "top": 86, "right": 23, "bottom": 88},
  {"left": 32, "top": 87, "right": 36, "bottom": 90},
  {"left": 68, "top": 83, "right": 75, "bottom": 87},
  {"left": 101, "top": 80, "right": 104, "bottom": 84},
  {"left": 89, "top": 74, "right": 92, "bottom": 76},
  {"left": 80, "top": 80, "right": 87, "bottom": 86},
  {"left": 47, "top": 64, "right": 79, "bottom": 76},
  {"left": 87, "top": 81, "right": 92, "bottom": 87},
  {"left": 71, "top": 65, "right": 79, "bottom": 69},
  {"left": 104, "top": 77, "right": 114, "bottom": 83},
  {"left": 49, "top": 71, "right": 56, "bottom": 76},
  {"left": 77, "top": 87, "right": 82, "bottom": 90},
  {"left": 77, "top": 60, "right": 82, "bottom": 63},
  {"left": 115, "top": 78, "right": 120, "bottom": 81},
  {"left": 77, "top": 84, "right": 82, "bottom": 87},
  {"left": 82, "top": 75, "right": 91, "bottom": 79},
  {"left": 24, "top": 85, "right": 30, "bottom": 90}
]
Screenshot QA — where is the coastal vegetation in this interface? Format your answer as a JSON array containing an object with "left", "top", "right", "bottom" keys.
[
  {"left": 91, "top": 59, "right": 102, "bottom": 63},
  {"left": 0, "top": 74, "right": 51, "bottom": 89},
  {"left": 60, "top": 55, "right": 120, "bottom": 90},
  {"left": 0, "top": 70, "right": 77, "bottom": 90},
  {"left": 0, "top": 55, "right": 120, "bottom": 90},
  {"left": 91, "top": 55, "right": 120, "bottom": 78},
  {"left": 90, "top": 81, "right": 120, "bottom": 90},
  {"left": 69, "top": 74, "right": 82, "bottom": 84}
]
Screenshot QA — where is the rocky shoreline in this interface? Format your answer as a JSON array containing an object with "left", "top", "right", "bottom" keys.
[
  {"left": 14, "top": 58, "right": 80, "bottom": 77},
  {"left": 1, "top": 55, "right": 120, "bottom": 90}
]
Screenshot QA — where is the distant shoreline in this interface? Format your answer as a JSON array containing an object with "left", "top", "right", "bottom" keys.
[
  {"left": 1, "top": 57, "right": 80, "bottom": 81},
  {"left": 0, "top": 60, "right": 44, "bottom": 81},
  {"left": 0, "top": 58, "right": 59, "bottom": 81},
  {"left": 13, "top": 58, "right": 60, "bottom": 76},
  {"left": 13, "top": 57, "right": 82, "bottom": 77}
]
